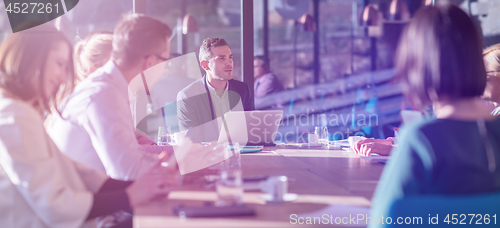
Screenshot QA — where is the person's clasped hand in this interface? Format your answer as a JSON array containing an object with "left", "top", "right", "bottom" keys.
[
  {"left": 353, "top": 138, "right": 395, "bottom": 156},
  {"left": 125, "top": 152, "right": 180, "bottom": 207},
  {"left": 174, "top": 139, "right": 227, "bottom": 175}
]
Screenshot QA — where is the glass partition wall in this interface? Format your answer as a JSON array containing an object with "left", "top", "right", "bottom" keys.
[{"left": 1, "top": 0, "right": 499, "bottom": 142}]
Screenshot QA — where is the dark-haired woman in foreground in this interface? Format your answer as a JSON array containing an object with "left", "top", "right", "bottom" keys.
[
  {"left": 370, "top": 3, "right": 500, "bottom": 222},
  {"left": 0, "top": 26, "right": 173, "bottom": 227}
]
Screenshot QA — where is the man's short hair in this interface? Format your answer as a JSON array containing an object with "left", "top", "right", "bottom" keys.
[
  {"left": 254, "top": 55, "right": 269, "bottom": 69},
  {"left": 199, "top": 37, "right": 229, "bottom": 62},
  {"left": 112, "top": 14, "right": 172, "bottom": 68},
  {"left": 395, "top": 4, "right": 485, "bottom": 109}
]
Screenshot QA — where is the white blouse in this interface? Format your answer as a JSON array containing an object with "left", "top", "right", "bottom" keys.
[
  {"left": 0, "top": 97, "right": 108, "bottom": 228},
  {"left": 47, "top": 61, "right": 158, "bottom": 180}
]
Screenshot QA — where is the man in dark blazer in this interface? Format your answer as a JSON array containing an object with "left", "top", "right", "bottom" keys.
[{"left": 177, "top": 37, "right": 253, "bottom": 143}]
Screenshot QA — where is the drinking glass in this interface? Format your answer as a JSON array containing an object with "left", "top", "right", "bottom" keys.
[
  {"left": 215, "top": 142, "right": 243, "bottom": 206},
  {"left": 215, "top": 169, "right": 243, "bottom": 206},
  {"left": 157, "top": 126, "right": 172, "bottom": 146},
  {"left": 315, "top": 126, "right": 329, "bottom": 146},
  {"left": 228, "top": 143, "right": 241, "bottom": 169}
]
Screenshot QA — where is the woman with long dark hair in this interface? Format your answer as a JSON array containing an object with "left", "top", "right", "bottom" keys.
[{"left": 371, "top": 3, "right": 500, "bottom": 221}]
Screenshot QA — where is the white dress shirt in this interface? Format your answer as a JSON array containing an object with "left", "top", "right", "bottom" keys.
[
  {"left": 206, "top": 82, "right": 231, "bottom": 131},
  {"left": 47, "top": 60, "right": 157, "bottom": 180},
  {"left": 176, "top": 77, "right": 245, "bottom": 143},
  {"left": 0, "top": 96, "right": 108, "bottom": 228}
]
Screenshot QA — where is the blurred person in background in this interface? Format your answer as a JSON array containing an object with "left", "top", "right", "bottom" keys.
[
  {"left": 0, "top": 24, "right": 175, "bottom": 228},
  {"left": 47, "top": 14, "right": 174, "bottom": 180},
  {"left": 370, "top": 3, "right": 500, "bottom": 224},
  {"left": 253, "top": 55, "right": 285, "bottom": 109},
  {"left": 482, "top": 43, "right": 500, "bottom": 115},
  {"left": 253, "top": 55, "right": 284, "bottom": 98}
]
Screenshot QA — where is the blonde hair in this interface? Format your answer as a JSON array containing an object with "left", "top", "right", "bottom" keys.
[
  {"left": 483, "top": 43, "right": 500, "bottom": 72},
  {"left": 74, "top": 32, "right": 113, "bottom": 83}
]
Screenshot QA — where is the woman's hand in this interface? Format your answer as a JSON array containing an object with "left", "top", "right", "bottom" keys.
[
  {"left": 125, "top": 172, "right": 170, "bottom": 207},
  {"left": 357, "top": 142, "right": 394, "bottom": 156},
  {"left": 353, "top": 138, "right": 394, "bottom": 156},
  {"left": 125, "top": 152, "right": 179, "bottom": 207},
  {"left": 174, "top": 139, "right": 227, "bottom": 175}
]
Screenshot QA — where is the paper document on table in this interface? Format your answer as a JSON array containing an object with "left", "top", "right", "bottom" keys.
[
  {"left": 173, "top": 141, "right": 233, "bottom": 175},
  {"left": 298, "top": 204, "right": 370, "bottom": 227},
  {"left": 333, "top": 139, "right": 350, "bottom": 147},
  {"left": 360, "top": 154, "right": 390, "bottom": 162},
  {"left": 275, "top": 149, "right": 358, "bottom": 158}
]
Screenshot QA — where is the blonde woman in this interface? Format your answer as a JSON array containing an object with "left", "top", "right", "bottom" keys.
[
  {"left": 74, "top": 30, "right": 113, "bottom": 84},
  {"left": 483, "top": 43, "right": 500, "bottom": 115},
  {"left": 72, "top": 30, "right": 160, "bottom": 147}
]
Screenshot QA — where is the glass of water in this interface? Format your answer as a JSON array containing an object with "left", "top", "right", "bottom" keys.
[
  {"left": 228, "top": 143, "right": 241, "bottom": 169},
  {"left": 215, "top": 168, "right": 243, "bottom": 207},
  {"left": 157, "top": 126, "right": 172, "bottom": 146},
  {"left": 315, "top": 126, "right": 329, "bottom": 146},
  {"left": 215, "top": 143, "right": 243, "bottom": 206}
]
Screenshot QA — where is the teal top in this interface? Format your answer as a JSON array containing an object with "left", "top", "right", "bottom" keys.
[{"left": 371, "top": 117, "right": 500, "bottom": 220}]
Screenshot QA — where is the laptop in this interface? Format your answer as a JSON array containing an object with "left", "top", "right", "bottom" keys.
[{"left": 218, "top": 110, "right": 283, "bottom": 146}]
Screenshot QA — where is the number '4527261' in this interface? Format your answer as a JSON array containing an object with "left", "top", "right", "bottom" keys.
[{"left": 5, "top": 2, "right": 60, "bottom": 14}]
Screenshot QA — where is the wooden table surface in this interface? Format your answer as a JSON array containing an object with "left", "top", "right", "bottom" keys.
[{"left": 134, "top": 146, "right": 386, "bottom": 228}]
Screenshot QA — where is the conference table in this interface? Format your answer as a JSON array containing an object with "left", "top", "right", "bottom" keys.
[{"left": 134, "top": 145, "right": 386, "bottom": 227}]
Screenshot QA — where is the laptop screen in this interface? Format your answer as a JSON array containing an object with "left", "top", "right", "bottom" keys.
[{"left": 218, "top": 110, "right": 283, "bottom": 146}]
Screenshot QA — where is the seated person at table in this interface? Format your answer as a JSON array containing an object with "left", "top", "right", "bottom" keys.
[
  {"left": 370, "top": 3, "right": 500, "bottom": 222},
  {"left": 359, "top": 43, "right": 500, "bottom": 157},
  {"left": 0, "top": 25, "right": 174, "bottom": 228},
  {"left": 74, "top": 30, "right": 113, "bottom": 84},
  {"left": 482, "top": 43, "right": 500, "bottom": 115},
  {"left": 177, "top": 37, "right": 253, "bottom": 143},
  {"left": 47, "top": 14, "right": 173, "bottom": 180},
  {"left": 253, "top": 55, "right": 284, "bottom": 98},
  {"left": 72, "top": 29, "right": 168, "bottom": 151}
]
